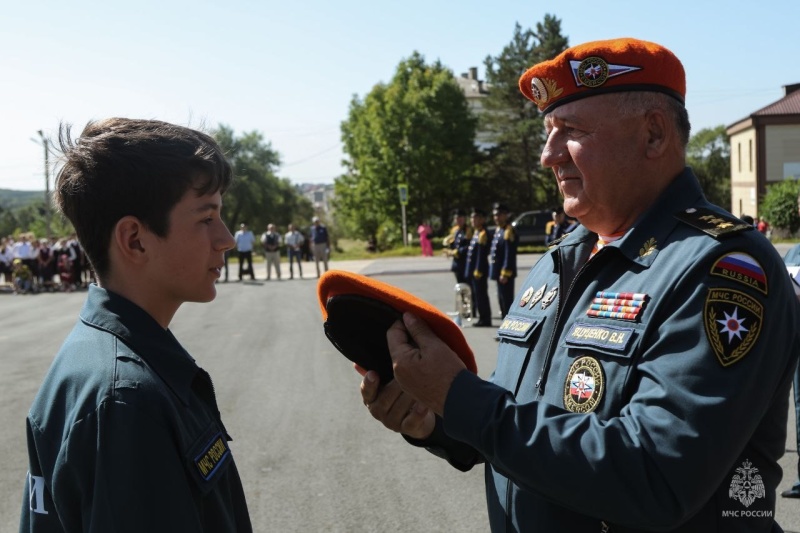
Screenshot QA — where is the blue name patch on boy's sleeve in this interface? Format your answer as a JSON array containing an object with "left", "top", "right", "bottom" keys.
[
  {"left": 498, "top": 316, "right": 537, "bottom": 338},
  {"left": 565, "top": 322, "right": 634, "bottom": 352},
  {"left": 194, "top": 433, "right": 231, "bottom": 481}
]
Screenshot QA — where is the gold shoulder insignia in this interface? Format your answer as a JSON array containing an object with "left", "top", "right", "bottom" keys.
[
  {"left": 504, "top": 227, "right": 516, "bottom": 242},
  {"left": 548, "top": 233, "right": 571, "bottom": 248},
  {"left": 674, "top": 208, "right": 753, "bottom": 238},
  {"left": 639, "top": 238, "right": 657, "bottom": 258},
  {"left": 478, "top": 230, "right": 489, "bottom": 245}
]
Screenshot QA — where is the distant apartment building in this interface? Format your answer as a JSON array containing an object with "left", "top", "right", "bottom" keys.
[
  {"left": 297, "top": 182, "right": 335, "bottom": 217},
  {"left": 453, "top": 67, "right": 494, "bottom": 150},
  {"left": 727, "top": 83, "right": 800, "bottom": 218}
]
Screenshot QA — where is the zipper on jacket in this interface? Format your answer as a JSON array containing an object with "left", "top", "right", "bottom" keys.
[{"left": 535, "top": 247, "right": 604, "bottom": 395}]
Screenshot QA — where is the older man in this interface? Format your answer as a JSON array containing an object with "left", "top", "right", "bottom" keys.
[
  {"left": 360, "top": 38, "right": 799, "bottom": 532},
  {"left": 260, "top": 223, "right": 282, "bottom": 281}
]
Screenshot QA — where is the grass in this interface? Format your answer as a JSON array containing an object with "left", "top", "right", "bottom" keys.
[
  {"left": 247, "top": 238, "right": 548, "bottom": 264},
  {"left": 332, "top": 238, "right": 427, "bottom": 260},
  {"left": 331, "top": 238, "right": 547, "bottom": 260}
]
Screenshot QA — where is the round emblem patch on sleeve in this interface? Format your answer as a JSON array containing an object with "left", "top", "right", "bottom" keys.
[
  {"left": 704, "top": 288, "right": 763, "bottom": 367},
  {"left": 563, "top": 356, "right": 605, "bottom": 413}
]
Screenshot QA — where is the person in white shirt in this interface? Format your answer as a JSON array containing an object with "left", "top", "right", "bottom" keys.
[
  {"left": 284, "top": 224, "right": 305, "bottom": 280},
  {"left": 233, "top": 223, "right": 256, "bottom": 281}
]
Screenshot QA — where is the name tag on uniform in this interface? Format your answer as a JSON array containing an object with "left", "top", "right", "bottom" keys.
[
  {"left": 498, "top": 316, "right": 537, "bottom": 338},
  {"left": 194, "top": 433, "right": 231, "bottom": 481},
  {"left": 565, "top": 322, "right": 634, "bottom": 352}
]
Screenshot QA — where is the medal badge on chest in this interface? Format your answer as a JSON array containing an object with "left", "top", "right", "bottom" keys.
[{"left": 525, "top": 284, "right": 547, "bottom": 309}]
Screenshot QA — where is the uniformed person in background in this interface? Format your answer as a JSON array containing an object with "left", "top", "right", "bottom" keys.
[
  {"left": 489, "top": 203, "right": 517, "bottom": 318},
  {"left": 20, "top": 119, "right": 252, "bottom": 532},
  {"left": 443, "top": 209, "right": 471, "bottom": 284},
  {"left": 464, "top": 207, "right": 492, "bottom": 327},
  {"left": 360, "top": 37, "right": 799, "bottom": 532},
  {"left": 545, "top": 205, "right": 571, "bottom": 245}
]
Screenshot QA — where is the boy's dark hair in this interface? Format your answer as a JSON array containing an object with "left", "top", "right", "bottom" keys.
[{"left": 54, "top": 118, "right": 233, "bottom": 280}]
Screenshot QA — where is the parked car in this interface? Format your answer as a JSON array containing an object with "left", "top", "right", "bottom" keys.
[{"left": 511, "top": 210, "right": 552, "bottom": 246}]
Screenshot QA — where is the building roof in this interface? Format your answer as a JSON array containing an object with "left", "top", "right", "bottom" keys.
[
  {"left": 454, "top": 67, "right": 489, "bottom": 99},
  {"left": 752, "top": 83, "right": 800, "bottom": 116},
  {"left": 726, "top": 83, "right": 800, "bottom": 133}
]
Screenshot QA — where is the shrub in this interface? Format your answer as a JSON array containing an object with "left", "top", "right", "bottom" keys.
[{"left": 760, "top": 179, "right": 800, "bottom": 234}]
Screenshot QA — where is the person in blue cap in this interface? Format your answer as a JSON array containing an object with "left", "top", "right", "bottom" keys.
[
  {"left": 464, "top": 207, "right": 492, "bottom": 327},
  {"left": 489, "top": 202, "right": 517, "bottom": 319},
  {"left": 444, "top": 209, "right": 471, "bottom": 284},
  {"left": 360, "top": 37, "right": 799, "bottom": 532}
]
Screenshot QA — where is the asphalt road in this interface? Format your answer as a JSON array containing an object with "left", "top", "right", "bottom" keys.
[{"left": 1, "top": 251, "right": 799, "bottom": 531}]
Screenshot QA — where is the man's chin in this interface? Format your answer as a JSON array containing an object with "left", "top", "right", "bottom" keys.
[{"left": 562, "top": 199, "right": 584, "bottom": 219}]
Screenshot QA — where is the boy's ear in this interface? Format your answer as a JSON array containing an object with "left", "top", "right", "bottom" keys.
[{"left": 113, "top": 216, "right": 148, "bottom": 264}]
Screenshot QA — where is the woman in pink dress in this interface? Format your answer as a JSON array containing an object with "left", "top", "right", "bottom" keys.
[{"left": 417, "top": 222, "right": 434, "bottom": 257}]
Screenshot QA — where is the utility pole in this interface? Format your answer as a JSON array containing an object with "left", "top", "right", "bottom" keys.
[
  {"left": 398, "top": 183, "right": 409, "bottom": 247},
  {"left": 37, "top": 130, "right": 51, "bottom": 236}
]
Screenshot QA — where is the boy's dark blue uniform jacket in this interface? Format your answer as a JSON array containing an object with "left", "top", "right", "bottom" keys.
[{"left": 20, "top": 286, "right": 252, "bottom": 532}]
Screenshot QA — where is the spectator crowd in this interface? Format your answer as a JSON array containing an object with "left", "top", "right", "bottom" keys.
[{"left": 0, "top": 233, "right": 92, "bottom": 294}]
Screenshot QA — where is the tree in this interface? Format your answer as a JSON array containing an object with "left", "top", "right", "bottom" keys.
[
  {"left": 213, "top": 125, "right": 313, "bottom": 233},
  {"left": 336, "top": 52, "right": 478, "bottom": 242},
  {"left": 760, "top": 178, "right": 800, "bottom": 235},
  {"left": 0, "top": 198, "right": 72, "bottom": 239},
  {"left": 687, "top": 125, "right": 731, "bottom": 209},
  {"left": 478, "top": 15, "right": 568, "bottom": 213}
]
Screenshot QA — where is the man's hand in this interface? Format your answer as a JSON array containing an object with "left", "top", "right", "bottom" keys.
[
  {"left": 387, "top": 313, "right": 466, "bottom": 416},
  {"left": 360, "top": 369, "right": 435, "bottom": 440}
]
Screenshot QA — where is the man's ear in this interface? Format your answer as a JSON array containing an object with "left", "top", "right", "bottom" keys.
[
  {"left": 644, "top": 108, "right": 670, "bottom": 159},
  {"left": 113, "top": 216, "right": 148, "bottom": 264}
]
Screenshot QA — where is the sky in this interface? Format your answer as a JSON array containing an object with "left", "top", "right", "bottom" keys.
[{"left": 1, "top": 0, "right": 798, "bottom": 192}]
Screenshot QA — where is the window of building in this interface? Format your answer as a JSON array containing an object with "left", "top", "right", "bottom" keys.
[
  {"left": 748, "top": 139, "right": 752, "bottom": 172},
  {"left": 738, "top": 143, "right": 741, "bottom": 172}
]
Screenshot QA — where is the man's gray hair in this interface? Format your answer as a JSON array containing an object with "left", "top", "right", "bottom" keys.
[{"left": 616, "top": 92, "right": 691, "bottom": 147}]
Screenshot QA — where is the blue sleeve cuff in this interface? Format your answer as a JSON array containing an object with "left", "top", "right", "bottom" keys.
[{"left": 443, "top": 370, "right": 508, "bottom": 451}]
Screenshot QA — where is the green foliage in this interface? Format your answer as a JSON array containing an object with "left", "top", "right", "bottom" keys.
[
  {"left": 376, "top": 218, "right": 402, "bottom": 251},
  {"left": 0, "top": 192, "right": 73, "bottom": 239},
  {"left": 0, "top": 189, "right": 45, "bottom": 210},
  {"left": 687, "top": 125, "right": 731, "bottom": 209},
  {"left": 760, "top": 178, "right": 800, "bottom": 234},
  {"left": 213, "top": 125, "right": 314, "bottom": 234},
  {"left": 336, "top": 52, "right": 478, "bottom": 241},
  {"left": 478, "top": 15, "right": 568, "bottom": 213}
]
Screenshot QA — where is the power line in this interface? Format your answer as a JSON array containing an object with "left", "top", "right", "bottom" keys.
[{"left": 282, "top": 145, "right": 341, "bottom": 168}]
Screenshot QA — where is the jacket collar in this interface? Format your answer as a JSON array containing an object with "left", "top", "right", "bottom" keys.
[
  {"left": 556, "top": 167, "right": 705, "bottom": 269},
  {"left": 80, "top": 285, "right": 198, "bottom": 405}
]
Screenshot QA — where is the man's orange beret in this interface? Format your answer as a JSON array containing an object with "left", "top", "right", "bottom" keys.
[
  {"left": 317, "top": 270, "right": 477, "bottom": 383},
  {"left": 519, "top": 37, "right": 685, "bottom": 114}
]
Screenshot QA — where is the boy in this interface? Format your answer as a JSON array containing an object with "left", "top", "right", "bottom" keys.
[{"left": 20, "top": 118, "right": 252, "bottom": 532}]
